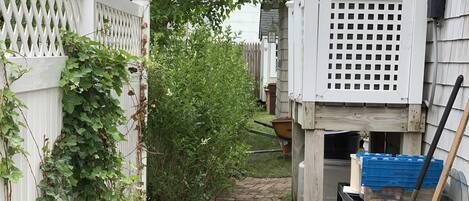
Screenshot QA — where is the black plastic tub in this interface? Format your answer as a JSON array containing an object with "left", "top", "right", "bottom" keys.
[
  {"left": 324, "top": 131, "right": 360, "bottom": 159},
  {"left": 337, "top": 183, "right": 363, "bottom": 201}
]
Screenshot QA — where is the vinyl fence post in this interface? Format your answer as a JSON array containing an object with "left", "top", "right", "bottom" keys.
[{"left": 78, "top": 0, "right": 96, "bottom": 37}]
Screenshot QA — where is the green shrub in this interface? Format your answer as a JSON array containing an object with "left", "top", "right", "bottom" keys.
[{"left": 146, "top": 27, "right": 255, "bottom": 201}]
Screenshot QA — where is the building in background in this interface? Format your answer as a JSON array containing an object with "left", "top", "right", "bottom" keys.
[
  {"left": 258, "top": 8, "right": 279, "bottom": 105},
  {"left": 222, "top": 3, "right": 261, "bottom": 43},
  {"left": 257, "top": 1, "right": 289, "bottom": 118}
]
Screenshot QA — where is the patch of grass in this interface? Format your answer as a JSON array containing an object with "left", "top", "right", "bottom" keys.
[
  {"left": 282, "top": 192, "right": 293, "bottom": 201},
  {"left": 245, "top": 112, "right": 277, "bottom": 150},
  {"left": 244, "top": 111, "right": 292, "bottom": 178},
  {"left": 246, "top": 153, "right": 291, "bottom": 178}
]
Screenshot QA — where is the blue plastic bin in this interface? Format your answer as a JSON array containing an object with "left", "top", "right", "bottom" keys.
[{"left": 357, "top": 153, "right": 443, "bottom": 191}]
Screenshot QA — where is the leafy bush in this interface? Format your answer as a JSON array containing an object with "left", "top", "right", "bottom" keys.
[{"left": 146, "top": 27, "right": 255, "bottom": 201}]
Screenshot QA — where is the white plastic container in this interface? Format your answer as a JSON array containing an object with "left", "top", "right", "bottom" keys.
[
  {"left": 349, "top": 154, "right": 362, "bottom": 193},
  {"left": 298, "top": 161, "right": 305, "bottom": 201}
]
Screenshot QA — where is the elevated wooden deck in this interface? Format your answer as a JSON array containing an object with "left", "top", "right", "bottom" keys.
[{"left": 290, "top": 100, "right": 427, "bottom": 201}]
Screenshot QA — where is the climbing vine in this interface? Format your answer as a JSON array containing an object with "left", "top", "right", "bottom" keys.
[
  {"left": 37, "top": 31, "right": 140, "bottom": 201},
  {"left": 0, "top": 42, "right": 29, "bottom": 201}
]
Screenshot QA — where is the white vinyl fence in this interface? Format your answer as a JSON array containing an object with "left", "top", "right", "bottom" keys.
[{"left": 0, "top": 0, "right": 149, "bottom": 200}]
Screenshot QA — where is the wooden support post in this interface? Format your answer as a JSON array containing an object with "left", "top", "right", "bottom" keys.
[
  {"left": 302, "top": 102, "right": 315, "bottom": 129},
  {"left": 304, "top": 129, "right": 324, "bottom": 201},
  {"left": 292, "top": 122, "right": 305, "bottom": 201},
  {"left": 289, "top": 99, "right": 293, "bottom": 119},
  {"left": 401, "top": 104, "right": 423, "bottom": 155},
  {"left": 401, "top": 132, "right": 422, "bottom": 155},
  {"left": 407, "top": 104, "right": 422, "bottom": 132},
  {"left": 291, "top": 100, "right": 298, "bottom": 122}
]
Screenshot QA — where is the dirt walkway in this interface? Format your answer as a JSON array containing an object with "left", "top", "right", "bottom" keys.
[{"left": 216, "top": 177, "right": 291, "bottom": 201}]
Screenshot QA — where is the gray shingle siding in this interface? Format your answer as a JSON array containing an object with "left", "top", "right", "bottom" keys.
[
  {"left": 276, "top": 5, "right": 289, "bottom": 118},
  {"left": 259, "top": 9, "right": 280, "bottom": 39},
  {"left": 423, "top": 0, "right": 469, "bottom": 195}
]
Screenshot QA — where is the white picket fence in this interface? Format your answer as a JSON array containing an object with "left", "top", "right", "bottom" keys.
[{"left": 0, "top": 0, "right": 149, "bottom": 200}]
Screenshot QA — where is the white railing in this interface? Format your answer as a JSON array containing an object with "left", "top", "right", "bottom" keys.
[{"left": 0, "top": 0, "right": 149, "bottom": 200}]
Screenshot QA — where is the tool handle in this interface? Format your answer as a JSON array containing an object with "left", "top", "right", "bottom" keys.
[
  {"left": 411, "top": 75, "right": 464, "bottom": 201},
  {"left": 432, "top": 99, "right": 469, "bottom": 201}
]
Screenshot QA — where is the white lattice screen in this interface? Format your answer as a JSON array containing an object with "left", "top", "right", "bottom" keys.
[
  {"left": 95, "top": 2, "right": 142, "bottom": 56},
  {"left": 327, "top": 1, "right": 402, "bottom": 92},
  {"left": 308, "top": 0, "right": 428, "bottom": 104},
  {"left": 0, "top": 0, "right": 80, "bottom": 57}
]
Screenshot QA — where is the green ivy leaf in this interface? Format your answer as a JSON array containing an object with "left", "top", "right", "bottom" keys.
[
  {"left": 108, "top": 127, "right": 125, "bottom": 142},
  {"left": 63, "top": 93, "right": 83, "bottom": 114},
  {"left": 0, "top": 160, "right": 23, "bottom": 182},
  {"left": 39, "top": 31, "right": 139, "bottom": 201},
  {"left": 0, "top": 47, "right": 28, "bottom": 186}
]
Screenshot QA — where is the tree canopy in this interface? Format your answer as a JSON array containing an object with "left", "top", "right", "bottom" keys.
[{"left": 150, "top": 0, "right": 260, "bottom": 45}]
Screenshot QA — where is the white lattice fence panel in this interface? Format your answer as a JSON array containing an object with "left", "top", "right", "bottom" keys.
[
  {"left": 313, "top": 0, "right": 424, "bottom": 104},
  {"left": 95, "top": 2, "right": 142, "bottom": 56},
  {"left": 327, "top": 1, "right": 402, "bottom": 92},
  {"left": 0, "top": 0, "right": 80, "bottom": 57}
]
